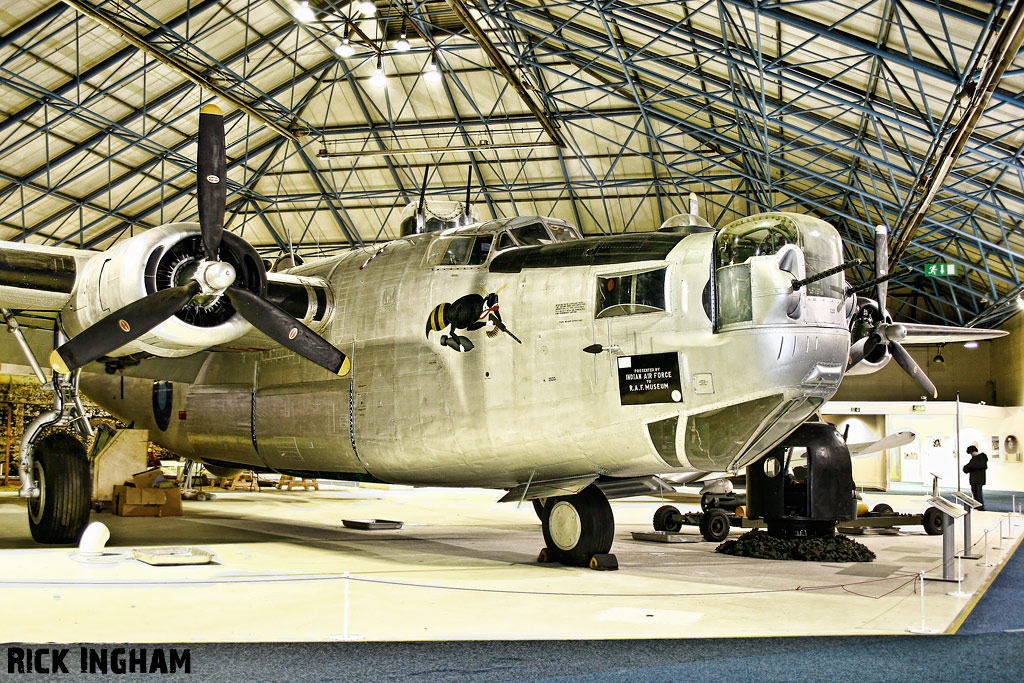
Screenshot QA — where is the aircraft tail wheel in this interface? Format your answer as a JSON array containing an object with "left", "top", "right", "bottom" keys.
[
  {"left": 28, "top": 432, "right": 91, "bottom": 544},
  {"left": 922, "top": 506, "right": 943, "bottom": 535},
  {"left": 540, "top": 485, "right": 614, "bottom": 567},
  {"left": 653, "top": 504, "right": 682, "bottom": 533},
  {"left": 699, "top": 508, "right": 731, "bottom": 542}
]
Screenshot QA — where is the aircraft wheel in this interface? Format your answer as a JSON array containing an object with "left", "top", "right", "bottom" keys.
[
  {"left": 541, "top": 485, "right": 614, "bottom": 566},
  {"left": 532, "top": 498, "right": 548, "bottom": 522},
  {"left": 700, "top": 493, "right": 712, "bottom": 512},
  {"left": 653, "top": 504, "right": 682, "bottom": 533},
  {"left": 28, "top": 432, "right": 91, "bottom": 544},
  {"left": 872, "top": 503, "right": 894, "bottom": 514},
  {"left": 699, "top": 508, "right": 731, "bottom": 542},
  {"left": 922, "top": 506, "right": 944, "bottom": 535}
]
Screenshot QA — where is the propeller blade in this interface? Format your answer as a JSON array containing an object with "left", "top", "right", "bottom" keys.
[
  {"left": 874, "top": 224, "right": 888, "bottom": 316},
  {"left": 197, "top": 104, "right": 226, "bottom": 260},
  {"left": 889, "top": 341, "right": 937, "bottom": 398},
  {"left": 899, "top": 322, "right": 1008, "bottom": 344},
  {"left": 225, "top": 286, "right": 350, "bottom": 376},
  {"left": 847, "top": 334, "right": 879, "bottom": 369},
  {"left": 50, "top": 282, "right": 201, "bottom": 374}
]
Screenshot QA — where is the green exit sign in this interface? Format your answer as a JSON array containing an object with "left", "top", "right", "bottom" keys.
[{"left": 924, "top": 263, "right": 958, "bottom": 277}]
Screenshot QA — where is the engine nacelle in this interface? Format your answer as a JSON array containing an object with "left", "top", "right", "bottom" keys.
[
  {"left": 844, "top": 350, "right": 891, "bottom": 376},
  {"left": 61, "top": 223, "right": 332, "bottom": 360}
]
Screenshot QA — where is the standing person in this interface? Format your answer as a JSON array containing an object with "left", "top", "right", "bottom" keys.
[{"left": 963, "top": 445, "right": 988, "bottom": 510}]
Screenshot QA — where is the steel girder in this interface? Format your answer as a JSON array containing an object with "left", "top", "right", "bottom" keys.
[{"left": 0, "top": 0, "right": 1020, "bottom": 327}]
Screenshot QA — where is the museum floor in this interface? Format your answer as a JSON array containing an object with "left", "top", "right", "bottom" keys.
[{"left": 0, "top": 485, "right": 1021, "bottom": 643}]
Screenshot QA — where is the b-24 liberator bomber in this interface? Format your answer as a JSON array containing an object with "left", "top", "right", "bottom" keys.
[{"left": 0, "top": 107, "right": 1006, "bottom": 568}]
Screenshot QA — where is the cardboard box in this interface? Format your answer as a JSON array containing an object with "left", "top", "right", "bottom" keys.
[
  {"left": 112, "top": 485, "right": 183, "bottom": 517},
  {"left": 131, "top": 468, "right": 163, "bottom": 489}
]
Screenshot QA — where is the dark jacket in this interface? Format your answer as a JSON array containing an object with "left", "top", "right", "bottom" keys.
[{"left": 963, "top": 452, "right": 988, "bottom": 486}]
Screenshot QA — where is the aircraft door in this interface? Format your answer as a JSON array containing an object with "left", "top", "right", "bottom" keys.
[{"left": 253, "top": 349, "right": 365, "bottom": 475}]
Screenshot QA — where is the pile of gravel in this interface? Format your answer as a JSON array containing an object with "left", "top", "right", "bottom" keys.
[{"left": 717, "top": 529, "right": 876, "bottom": 562}]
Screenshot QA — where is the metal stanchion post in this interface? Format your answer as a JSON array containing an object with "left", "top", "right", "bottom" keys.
[
  {"left": 909, "top": 571, "right": 938, "bottom": 634},
  {"left": 1004, "top": 513, "right": 1013, "bottom": 539},
  {"left": 996, "top": 520, "right": 1003, "bottom": 549},
  {"left": 979, "top": 530, "right": 994, "bottom": 567},
  {"left": 948, "top": 554, "right": 970, "bottom": 597}
]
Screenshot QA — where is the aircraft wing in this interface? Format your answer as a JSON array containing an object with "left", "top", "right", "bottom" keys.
[
  {"left": 900, "top": 323, "right": 1007, "bottom": 344},
  {"left": 847, "top": 431, "right": 915, "bottom": 457},
  {"left": 0, "top": 240, "right": 97, "bottom": 314}
]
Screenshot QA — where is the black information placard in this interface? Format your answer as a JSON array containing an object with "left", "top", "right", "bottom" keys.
[{"left": 617, "top": 352, "right": 683, "bottom": 405}]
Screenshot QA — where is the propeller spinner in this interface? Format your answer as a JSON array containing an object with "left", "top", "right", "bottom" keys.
[{"left": 50, "top": 105, "right": 350, "bottom": 378}]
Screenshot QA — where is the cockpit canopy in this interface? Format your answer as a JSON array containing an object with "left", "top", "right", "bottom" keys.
[{"left": 427, "top": 216, "right": 583, "bottom": 267}]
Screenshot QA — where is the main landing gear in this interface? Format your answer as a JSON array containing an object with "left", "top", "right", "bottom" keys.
[
  {"left": 536, "top": 484, "right": 618, "bottom": 570},
  {"left": 28, "top": 432, "right": 91, "bottom": 544},
  {"left": 7, "top": 319, "right": 95, "bottom": 545}
]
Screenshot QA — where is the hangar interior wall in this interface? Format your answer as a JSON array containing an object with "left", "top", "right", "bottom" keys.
[{"left": 825, "top": 402, "right": 1024, "bottom": 493}]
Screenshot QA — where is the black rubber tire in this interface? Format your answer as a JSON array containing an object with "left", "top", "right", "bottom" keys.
[
  {"left": 532, "top": 498, "right": 547, "bottom": 522},
  {"left": 922, "top": 506, "right": 944, "bottom": 535},
  {"left": 653, "top": 505, "right": 682, "bottom": 533},
  {"left": 872, "top": 503, "right": 894, "bottom": 514},
  {"left": 699, "top": 508, "right": 731, "bottom": 542},
  {"left": 28, "top": 432, "right": 91, "bottom": 544},
  {"left": 540, "top": 485, "right": 614, "bottom": 566}
]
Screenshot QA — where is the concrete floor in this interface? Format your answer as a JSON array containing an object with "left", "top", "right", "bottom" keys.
[{"left": 0, "top": 485, "right": 1021, "bottom": 642}]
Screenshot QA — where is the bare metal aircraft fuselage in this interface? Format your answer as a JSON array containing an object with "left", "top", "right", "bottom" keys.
[{"left": 81, "top": 211, "right": 850, "bottom": 490}]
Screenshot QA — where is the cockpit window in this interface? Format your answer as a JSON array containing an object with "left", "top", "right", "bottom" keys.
[
  {"left": 547, "top": 223, "right": 582, "bottom": 242},
  {"left": 510, "top": 223, "right": 550, "bottom": 245},
  {"left": 596, "top": 268, "right": 667, "bottom": 318},
  {"left": 494, "top": 231, "right": 515, "bottom": 251},
  {"left": 467, "top": 235, "right": 493, "bottom": 265}
]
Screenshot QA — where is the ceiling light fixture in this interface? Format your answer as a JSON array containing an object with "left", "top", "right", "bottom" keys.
[
  {"left": 1018, "top": 294, "right": 1024, "bottom": 310},
  {"left": 423, "top": 59, "right": 441, "bottom": 83},
  {"left": 395, "top": 33, "right": 411, "bottom": 52},
  {"left": 335, "top": 37, "right": 355, "bottom": 58},
  {"left": 933, "top": 347, "right": 945, "bottom": 364},
  {"left": 370, "top": 58, "right": 387, "bottom": 87},
  {"left": 356, "top": 1, "right": 377, "bottom": 17},
  {"left": 293, "top": 1, "right": 316, "bottom": 23}
]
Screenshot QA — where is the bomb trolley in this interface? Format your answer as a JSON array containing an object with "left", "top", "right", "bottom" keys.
[{"left": 648, "top": 502, "right": 945, "bottom": 542}]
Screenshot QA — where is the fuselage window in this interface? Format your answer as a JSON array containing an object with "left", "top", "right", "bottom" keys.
[{"left": 596, "top": 268, "right": 667, "bottom": 318}]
